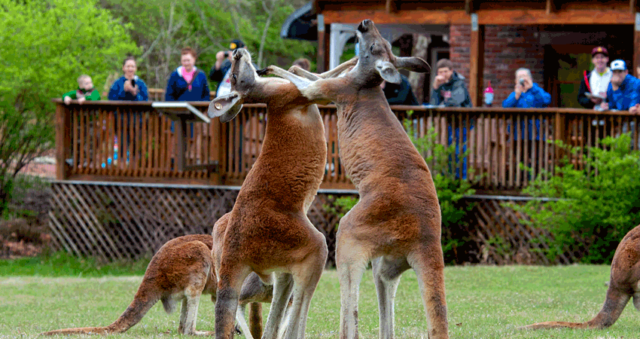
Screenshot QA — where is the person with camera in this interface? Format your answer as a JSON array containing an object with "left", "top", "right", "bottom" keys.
[
  {"left": 502, "top": 68, "right": 550, "bottom": 108},
  {"left": 209, "top": 39, "right": 245, "bottom": 98},
  {"left": 108, "top": 56, "right": 149, "bottom": 101},
  {"left": 602, "top": 60, "right": 639, "bottom": 112},
  {"left": 165, "top": 47, "right": 210, "bottom": 102}
]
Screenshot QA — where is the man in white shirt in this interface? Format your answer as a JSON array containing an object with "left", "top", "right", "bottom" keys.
[{"left": 578, "top": 46, "right": 612, "bottom": 110}]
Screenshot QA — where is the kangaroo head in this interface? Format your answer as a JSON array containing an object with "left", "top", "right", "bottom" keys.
[
  {"left": 208, "top": 48, "right": 258, "bottom": 122},
  {"left": 354, "top": 19, "right": 430, "bottom": 85}
]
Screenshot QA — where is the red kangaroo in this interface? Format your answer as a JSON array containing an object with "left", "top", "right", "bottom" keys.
[
  {"left": 522, "top": 223, "right": 640, "bottom": 330},
  {"left": 41, "top": 234, "right": 272, "bottom": 337},
  {"left": 263, "top": 19, "right": 448, "bottom": 339},
  {"left": 207, "top": 48, "right": 355, "bottom": 339}
]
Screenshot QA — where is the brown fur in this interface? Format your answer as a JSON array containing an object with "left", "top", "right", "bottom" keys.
[
  {"left": 41, "top": 235, "right": 273, "bottom": 337},
  {"left": 265, "top": 19, "right": 447, "bottom": 339},
  {"left": 522, "top": 224, "right": 640, "bottom": 330},
  {"left": 208, "top": 49, "right": 346, "bottom": 339}
]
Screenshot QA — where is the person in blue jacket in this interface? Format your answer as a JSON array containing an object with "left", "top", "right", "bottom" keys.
[
  {"left": 502, "top": 68, "right": 551, "bottom": 108},
  {"left": 602, "top": 60, "right": 639, "bottom": 111},
  {"left": 108, "top": 56, "right": 149, "bottom": 101},
  {"left": 165, "top": 47, "right": 210, "bottom": 102},
  {"left": 503, "top": 68, "right": 551, "bottom": 142}
]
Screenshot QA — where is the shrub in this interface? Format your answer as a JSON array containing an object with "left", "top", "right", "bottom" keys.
[{"left": 513, "top": 134, "right": 640, "bottom": 264}]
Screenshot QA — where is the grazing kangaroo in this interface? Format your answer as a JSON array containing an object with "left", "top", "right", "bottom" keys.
[
  {"left": 207, "top": 48, "right": 354, "bottom": 339},
  {"left": 263, "top": 19, "right": 448, "bottom": 339},
  {"left": 41, "top": 234, "right": 271, "bottom": 337},
  {"left": 522, "top": 223, "right": 640, "bottom": 330}
]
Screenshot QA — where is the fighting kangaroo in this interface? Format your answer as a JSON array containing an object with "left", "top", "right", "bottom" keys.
[
  {"left": 41, "top": 234, "right": 271, "bottom": 338},
  {"left": 208, "top": 48, "right": 355, "bottom": 339},
  {"left": 263, "top": 19, "right": 448, "bottom": 339},
  {"left": 522, "top": 223, "right": 640, "bottom": 330}
]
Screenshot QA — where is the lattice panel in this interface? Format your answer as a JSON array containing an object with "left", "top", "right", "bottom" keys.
[
  {"left": 466, "top": 198, "right": 578, "bottom": 265},
  {"left": 49, "top": 182, "right": 577, "bottom": 265},
  {"left": 48, "top": 182, "right": 355, "bottom": 264}
]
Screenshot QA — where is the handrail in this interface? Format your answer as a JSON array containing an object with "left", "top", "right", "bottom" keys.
[{"left": 54, "top": 100, "right": 640, "bottom": 192}]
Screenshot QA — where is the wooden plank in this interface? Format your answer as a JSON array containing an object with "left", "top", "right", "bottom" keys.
[
  {"left": 322, "top": 9, "right": 635, "bottom": 25},
  {"left": 385, "top": 0, "right": 397, "bottom": 13},
  {"left": 469, "top": 25, "right": 484, "bottom": 107},
  {"left": 317, "top": 16, "right": 327, "bottom": 73},
  {"left": 154, "top": 113, "right": 160, "bottom": 176},
  {"left": 629, "top": 22, "right": 640, "bottom": 88},
  {"left": 176, "top": 118, "right": 187, "bottom": 172}
]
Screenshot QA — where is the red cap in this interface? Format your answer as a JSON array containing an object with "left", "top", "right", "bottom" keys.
[
  {"left": 484, "top": 81, "right": 493, "bottom": 94},
  {"left": 591, "top": 46, "right": 608, "bottom": 57}
]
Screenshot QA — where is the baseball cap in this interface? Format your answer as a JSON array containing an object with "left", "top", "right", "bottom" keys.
[
  {"left": 611, "top": 59, "right": 627, "bottom": 71},
  {"left": 591, "top": 46, "right": 609, "bottom": 57},
  {"left": 229, "top": 39, "right": 245, "bottom": 50}
]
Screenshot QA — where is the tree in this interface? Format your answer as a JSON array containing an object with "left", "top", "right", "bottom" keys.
[
  {"left": 0, "top": 0, "right": 138, "bottom": 214},
  {"left": 100, "top": 0, "right": 316, "bottom": 88}
]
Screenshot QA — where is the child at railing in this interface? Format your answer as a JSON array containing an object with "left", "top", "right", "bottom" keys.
[{"left": 62, "top": 75, "right": 100, "bottom": 105}]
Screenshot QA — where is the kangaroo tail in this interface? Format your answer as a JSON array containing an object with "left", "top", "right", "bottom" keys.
[
  {"left": 521, "top": 287, "right": 631, "bottom": 330},
  {"left": 41, "top": 283, "right": 159, "bottom": 335},
  {"left": 248, "top": 302, "right": 263, "bottom": 339}
]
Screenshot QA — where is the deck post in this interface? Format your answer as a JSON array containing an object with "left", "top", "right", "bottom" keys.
[{"left": 55, "top": 103, "right": 69, "bottom": 180}]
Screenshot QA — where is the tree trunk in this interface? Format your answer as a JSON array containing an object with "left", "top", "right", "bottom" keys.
[{"left": 408, "top": 34, "right": 430, "bottom": 104}]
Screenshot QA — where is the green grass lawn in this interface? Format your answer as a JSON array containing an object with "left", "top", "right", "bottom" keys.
[{"left": 0, "top": 264, "right": 636, "bottom": 338}]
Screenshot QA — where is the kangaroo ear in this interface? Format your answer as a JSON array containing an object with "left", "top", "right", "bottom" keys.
[
  {"left": 208, "top": 92, "right": 244, "bottom": 123},
  {"left": 394, "top": 56, "right": 430, "bottom": 73},
  {"left": 375, "top": 60, "right": 401, "bottom": 84}
]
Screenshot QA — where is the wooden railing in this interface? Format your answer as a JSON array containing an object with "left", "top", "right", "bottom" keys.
[{"left": 55, "top": 100, "right": 640, "bottom": 193}]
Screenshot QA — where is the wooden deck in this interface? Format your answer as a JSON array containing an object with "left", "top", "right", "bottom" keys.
[{"left": 54, "top": 100, "right": 640, "bottom": 194}]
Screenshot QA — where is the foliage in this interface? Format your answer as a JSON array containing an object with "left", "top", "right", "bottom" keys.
[
  {"left": 328, "top": 118, "right": 476, "bottom": 264},
  {"left": 0, "top": 0, "right": 137, "bottom": 214},
  {"left": 513, "top": 134, "right": 640, "bottom": 264},
  {"left": 100, "top": 0, "right": 316, "bottom": 88}
]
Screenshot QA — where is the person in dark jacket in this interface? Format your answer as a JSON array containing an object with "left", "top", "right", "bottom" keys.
[
  {"left": 209, "top": 39, "right": 245, "bottom": 97},
  {"left": 429, "top": 59, "right": 472, "bottom": 107},
  {"left": 381, "top": 74, "right": 419, "bottom": 105},
  {"left": 165, "top": 47, "right": 210, "bottom": 102},
  {"left": 577, "top": 46, "right": 611, "bottom": 110},
  {"left": 108, "top": 57, "right": 149, "bottom": 101}
]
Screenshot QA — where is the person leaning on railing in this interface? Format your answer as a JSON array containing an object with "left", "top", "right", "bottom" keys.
[
  {"left": 165, "top": 47, "right": 210, "bottom": 102},
  {"left": 63, "top": 75, "right": 100, "bottom": 105},
  {"left": 602, "top": 60, "right": 640, "bottom": 114},
  {"left": 108, "top": 56, "right": 149, "bottom": 101}
]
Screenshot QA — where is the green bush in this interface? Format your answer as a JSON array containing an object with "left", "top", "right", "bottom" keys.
[
  {"left": 329, "top": 118, "right": 476, "bottom": 264},
  {"left": 513, "top": 134, "right": 640, "bottom": 263}
]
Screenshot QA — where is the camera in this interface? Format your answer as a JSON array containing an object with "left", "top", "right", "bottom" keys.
[
  {"left": 224, "top": 51, "right": 230, "bottom": 58},
  {"left": 130, "top": 79, "right": 136, "bottom": 87},
  {"left": 518, "top": 78, "right": 525, "bottom": 86}
]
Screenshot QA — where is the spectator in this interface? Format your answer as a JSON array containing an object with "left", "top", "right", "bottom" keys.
[
  {"left": 429, "top": 59, "right": 471, "bottom": 107},
  {"left": 502, "top": 68, "right": 551, "bottom": 108},
  {"left": 63, "top": 75, "right": 100, "bottom": 105},
  {"left": 578, "top": 46, "right": 611, "bottom": 110},
  {"left": 165, "top": 47, "right": 210, "bottom": 102},
  {"left": 381, "top": 74, "right": 419, "bottom": 105},
  {"left": 108, "top": 57, "right": 149, "bottom": 101},
  {"left": 292, "top": 58, "right": 311, "bottom": 71},
  {"left": 603, "top": 60, "right": 639, "bottom": 111},
  {"left": 210, "top": 39, "right": 245, "bottom": 97}
]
